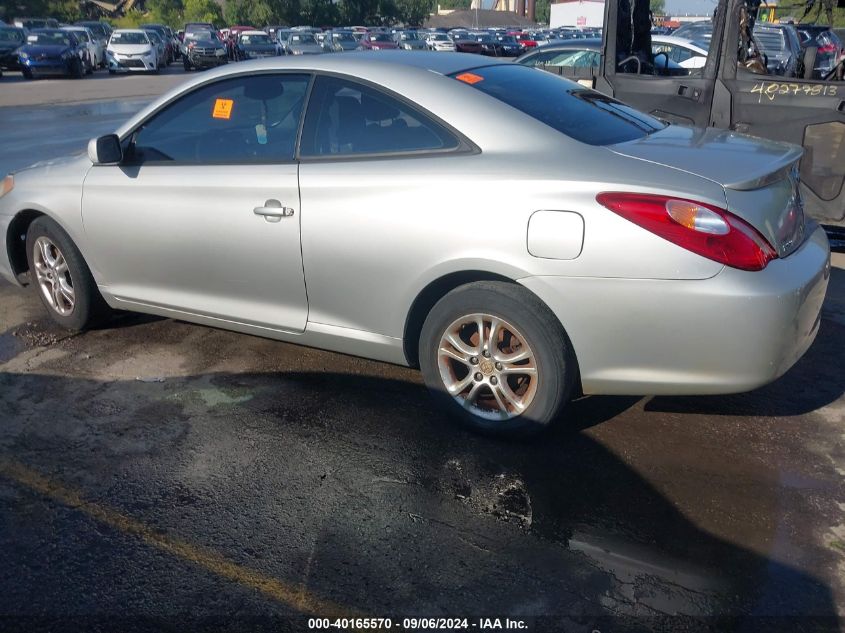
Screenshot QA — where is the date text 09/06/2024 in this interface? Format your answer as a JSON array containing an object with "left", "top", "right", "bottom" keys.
[{"left": 308, "top": 618, "right": 529, "bottom": 630}]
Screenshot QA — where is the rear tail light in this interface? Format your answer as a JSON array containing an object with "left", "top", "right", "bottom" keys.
[{"left": 596, "top": 192, "right": 777, "bottom": 271}]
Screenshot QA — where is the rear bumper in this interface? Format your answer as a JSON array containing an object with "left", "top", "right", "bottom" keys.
[{"left": 520, "top": 225, "right": 831, "bottom": 395}]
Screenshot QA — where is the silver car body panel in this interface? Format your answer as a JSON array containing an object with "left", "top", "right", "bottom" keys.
[{"left": 0, "top": 52, "right": 830, "bottom": 395}]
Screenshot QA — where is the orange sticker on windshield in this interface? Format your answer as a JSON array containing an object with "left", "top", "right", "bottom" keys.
[
  {"left": 212, "top": 98, "right": 234, "bottom": 120},
  {"left": 455, "top": 72, "right": 484, "bottom": 85}
]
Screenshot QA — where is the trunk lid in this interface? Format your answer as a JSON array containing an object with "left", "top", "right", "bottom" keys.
[{"left": 608, "top": 125, "right": 806, "bottom": 258}]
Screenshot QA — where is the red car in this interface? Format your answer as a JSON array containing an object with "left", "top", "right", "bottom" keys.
[{"left": 359, "top": 32, "right": 398, "bottom": 50}]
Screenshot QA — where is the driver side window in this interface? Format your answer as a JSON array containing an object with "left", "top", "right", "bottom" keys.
[{"left": 128, "top": 73, "right": 310, "bottom": 164}]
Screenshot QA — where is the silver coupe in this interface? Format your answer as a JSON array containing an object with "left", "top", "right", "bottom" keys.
[{"left": 0, "top": 52, "right": 831, "bottom": 435}]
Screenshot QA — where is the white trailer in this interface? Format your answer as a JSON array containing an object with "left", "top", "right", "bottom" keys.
[{"left": 550, "top": 0, "right": 605, "bottom": 28}]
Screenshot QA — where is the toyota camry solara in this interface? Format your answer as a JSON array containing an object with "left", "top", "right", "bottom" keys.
[{"left": 0, "top": 52, "right": 831, "bottom": 436}]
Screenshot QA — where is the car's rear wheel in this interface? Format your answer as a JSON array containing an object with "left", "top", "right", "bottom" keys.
[
  {"left": 183, "top": 58, "right": 191, "bottom": 71},
  {"left": 22, "top": 67, "right": 33, "bottom": 79},
  {"left": 25, "top": 217, "right": 111, "bottom": 331},
  {"left": 419, "top": 281, "right": 576, "bottom": 437},
  {"left": 72, "top": 58, "right": 84, "bottom": 79}
]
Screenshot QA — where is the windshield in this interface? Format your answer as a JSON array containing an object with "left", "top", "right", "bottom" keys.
[
  {"left": 452, "top": 64, "right": 664, "bottom": 145},
  {"left": 241, "top": 33, "right": 271, "bottom": 44},
  {"left": 111, "top": 31, "right": 149, "bottom": 45},
  {"left": 0, "top": 28, "right": 25, "bottom": 43},
  {"left": 67, "top": 29, "right": 90, "bottom": 42},
  {"left": 78, "top": 23, "right": 107, "bottom": 37},
  {"left": 186, "top": 28, "right": 214, "bottom": 39},
  {"left": 431, "top": 33, "right": 449, "bottom": 41},
  {"left": 369, "top": 33, "right": 392, "bottom": 42},
  {"left": 332, "top": 32, "right": 355, "bottom": 41},
  {"left": 400, "top": 32, "right": 420, "bottom": 40},
  {"left": 475, "top": 34, "right": 494, "bottom": 42},
  {"left": 28, "top": 31, "right": 72, "bottom": 46},
  {"left": 144, "top": 31, "right": 161, "bottom": 43},
  {"left": 497, "top": 35, "right": 517, "bottom": 43},
  {"left": 291, "top": 33, "right": 316, "bottom": 44}
]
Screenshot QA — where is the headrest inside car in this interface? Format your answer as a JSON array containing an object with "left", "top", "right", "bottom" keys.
[
  {"left": 243, "top": 79, "right": 285, "bottom": 101},
  {"left": 361, "top": 93, "right": 399, "bottom": 122}
]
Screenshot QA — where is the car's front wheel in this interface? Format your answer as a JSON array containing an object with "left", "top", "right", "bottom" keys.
[
  {"left": 25, "top": 216, "right": 110, "bottom": 331},
  {"left": 419, "top": 281, "right": 576, "bottom": 437}
]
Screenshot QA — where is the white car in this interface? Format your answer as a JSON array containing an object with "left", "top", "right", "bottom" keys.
[
  {"left": 651, "top": 35, "right": 708, "bottom": 69},
  {"left": 106, "top": 29, "right": 158, "bottom": 74},
  {"left": 61, "top": 26, "right": 102, "bottom": 71},
  {"left": 426, "top": 32, "right": 456, "bottom": 51}
]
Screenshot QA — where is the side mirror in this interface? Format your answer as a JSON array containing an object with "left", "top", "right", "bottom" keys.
[{"left": 87, "top": 134, "right": 122, "bottom": 165}]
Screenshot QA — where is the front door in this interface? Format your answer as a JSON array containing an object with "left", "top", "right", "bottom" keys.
[
  {"left": 599, "top": 0, "right": 724, "bottom": 127},
  {"left": 82, "top": 72, "right": 312, "bottom": 331}
]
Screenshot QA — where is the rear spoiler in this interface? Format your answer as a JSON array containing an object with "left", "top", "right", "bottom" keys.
[{"left": 722, "top": 146, "right": 803, "bottom": 191}]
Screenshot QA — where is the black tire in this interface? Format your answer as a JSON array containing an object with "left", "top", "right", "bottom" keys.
[
  {"left": 25, "top": 216, "right": 111, "bottom": 331},
  {"left": 183, "top": 58, "right": 191, "bottom": 71},
  {"left": 72, "top": 58, "right": 84, "bottom": 79},
  {"left": 419, "top": 281, "right": 576, "bottom": 437},
  {"left": 108, "top": 68, "right": 116, "bottom": 75},
  {"left": 22, "top": 67, "right": 33, "bottom": 79}
]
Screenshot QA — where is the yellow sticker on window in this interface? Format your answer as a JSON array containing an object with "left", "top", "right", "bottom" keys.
[
  {"left": 212, "top": 98, "right": 234, "bottom": 120},
  {"left": 455, "top": 72, "right": 484, "bottom": 85}
]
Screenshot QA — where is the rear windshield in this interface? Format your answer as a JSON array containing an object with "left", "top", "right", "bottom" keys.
[{"left": 451, "top": 64, "right": 665, "bottom": 146}]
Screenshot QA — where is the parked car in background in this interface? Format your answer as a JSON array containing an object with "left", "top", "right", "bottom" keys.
[
  {"left": 107, "top": 29, "right": 158, "bottom": 74},
  {"left": 236, "top": 30, "right": 282, "bottom": 59},
  {"left": 425, "top": 32, "right": 455, "bottom": 51},
  {"left": 141, "top": 23, "right": 176, "bottom": 63},
  {"left": 0, "top": 53, "right": 828, "bottom": 436},
  {"left": 322, "top": 30, "right": 358, "bottom": 52},
  {"left": 651, "top": 35, "right": 708, "bottom": 69},
  {"left": 0, "top": 26, "right": 27, "bottom": 72},
  {"left": 74, "top": 20, "right": 112, "bottom": 50},
  {"left": 492, "top": 34, "right": 525, "bottom": 56},
  {"left": 61, "top": 26, "right": 99, "bottom": 73},
  {"left": 752, "top": 22, "right": 803, "bottom": 77},
  {"left": 182, "top": 32, "right": 227, "bottom": 70},
  {"left": 13, "top": 18, "right": 59, "bottom": 30},
  {"left": 470, "top": 32, "right": 521, "bottom": 57},
  {"left": 453, "top": 36, "right": 483, "bottom": 54},
  {"left": 17, "top": 28, "right": 87, "bottom": 78},
  {"left": 515, "top": 40, "right": 603, "bottom": 70},
  {"left": 141, "top": 29, "right": 167, "bottom": 69},
  {"left": 671, "top": 20, "right": 713, "bottom": 44},
  {"left": 394, "top": 30, "right": 427, "bottom": 50},
  {"left": 284, "top": 31, "right": 323, "bottom": 54},
  {"left": 797, "top": 25, "right": 845, "bottom": 79},
  {"left": 358, "top": 32, "right": 398, "bottom": 50}
]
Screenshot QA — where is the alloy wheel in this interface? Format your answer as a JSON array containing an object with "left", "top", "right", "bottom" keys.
[
  {"left": 437, "top": 313, "right": 538, "bottom": 421},
  {"left": 32, "top": 236, "right": 75, "bottom": 316}
]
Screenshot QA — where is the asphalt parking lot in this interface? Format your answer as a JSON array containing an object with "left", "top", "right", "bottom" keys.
[{"left": 1, "top": 72, "right": 845, "bottom": 632}]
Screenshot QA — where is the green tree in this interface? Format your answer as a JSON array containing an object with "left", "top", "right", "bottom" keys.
[
  {"left": 435, "top": 0, "right": 470, "bottom": 9},
  {"left": 650, "top": 0, "right": 665, "bottom": 16},
  {"left": 535, "top": 0, "right": 549, "bottom": 23},
  {"left": 183, "top": 0, "right": 224, "bottom": 25},
  {"left": 396, "top": 0, "right": 431, "bottom": 25}
]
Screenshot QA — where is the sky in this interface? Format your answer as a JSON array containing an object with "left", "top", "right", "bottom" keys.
[{"left": 665, "top": 0, "right": 720, "bottom": 16}]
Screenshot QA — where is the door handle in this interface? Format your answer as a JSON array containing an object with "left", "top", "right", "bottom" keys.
[
  {"left": 253, "top": 199, "right": 294, "bottom": 223},
  {"left": 677, "top": 85, "right": 702, "bottom": 101}
]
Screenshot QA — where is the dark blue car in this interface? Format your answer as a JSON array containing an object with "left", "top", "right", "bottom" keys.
[
  {"left": 18, "top": 29, "right": 87, "bottom": 79},
  {"left": 0, "top": 27, "right": 28, "bottom": 75}
]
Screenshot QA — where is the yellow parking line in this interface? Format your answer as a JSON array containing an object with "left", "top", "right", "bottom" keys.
[{"left": 0, "top": 458, "right": 360, "bottom": 618}]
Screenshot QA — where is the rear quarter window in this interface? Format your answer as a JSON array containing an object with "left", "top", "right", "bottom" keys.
[{"left": 451, "top": 64, "right": 665, "bottom": 146}]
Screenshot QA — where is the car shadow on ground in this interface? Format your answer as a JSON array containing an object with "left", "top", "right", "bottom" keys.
[{"left": 0, "top": 367, "right": 840, "bottom": 630}]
